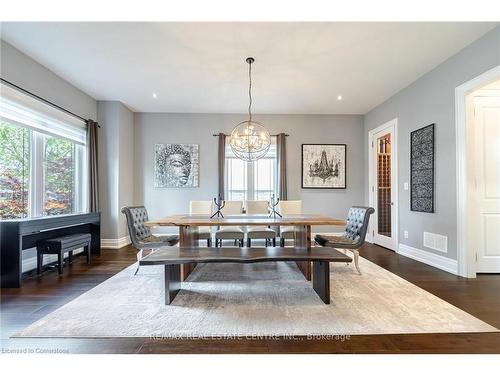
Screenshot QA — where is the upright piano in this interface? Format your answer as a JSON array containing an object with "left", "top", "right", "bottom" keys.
[{"left": 0, "top": 212, "right": 100, "bottom": 288}]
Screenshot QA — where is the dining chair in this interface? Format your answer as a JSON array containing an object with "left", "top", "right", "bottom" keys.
[
  {"left": 189, "top": 200, "right": 213, "bottom": 247},
  {"left": 277, "top": 200, "right": 303, "bottom": 247},
  {"left": 121, "top": 206, "right": 179, "bottom": 275},
  {"left": 314, "top": 206, "right": 375, "bottom": 274},
  {"left": 245, "top": 200, "right": 276, "bottom": 247},
  {"left": 215, "top": 200, "right": 244, "bottom": 247}
]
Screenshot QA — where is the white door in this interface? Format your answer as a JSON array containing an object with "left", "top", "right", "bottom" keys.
[
  {"left": 371, "top": 122, "right": 398, "bottom": 250},
  {"left": 474, "top": 95, "right": 500, "bottom": 273}
]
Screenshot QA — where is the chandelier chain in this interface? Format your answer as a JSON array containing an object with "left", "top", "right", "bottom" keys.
[{"left": 248, "top": 60, "right": 252, "bottom": 123}]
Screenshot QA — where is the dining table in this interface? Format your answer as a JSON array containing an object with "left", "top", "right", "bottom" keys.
[{"left": 145, "top": 214, "right": 346, "bottom": 281}]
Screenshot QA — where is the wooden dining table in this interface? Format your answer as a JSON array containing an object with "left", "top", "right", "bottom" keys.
[{"left": 145, "top": 214, "right": 346, "bottom": 281}]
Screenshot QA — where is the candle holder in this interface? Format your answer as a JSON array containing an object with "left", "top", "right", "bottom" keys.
[
  {"left": 268, "top": 194, "right": 282, "bottom": 219},
  {"left": 210, "top": 194, "right": 225, "bottom": 218}
]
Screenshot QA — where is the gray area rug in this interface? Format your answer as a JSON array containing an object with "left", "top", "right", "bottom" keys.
[{"left": 16, "top": 257, "right": 497, "bottom": 337}]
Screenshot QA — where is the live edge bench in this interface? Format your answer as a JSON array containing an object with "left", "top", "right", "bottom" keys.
[{"left": 139, "top": 246, "right": 352, "bottom": 305}]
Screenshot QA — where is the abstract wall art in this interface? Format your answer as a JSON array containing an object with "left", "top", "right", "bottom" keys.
[
  {"left": 302, "top": 144, "right": 346, "bottom": 189},
  {"left": 154, "top": 144, "right": 199, "bottom": 188},
  {"left": 410, "top": 124, "right": 434, "bottom": 213}
]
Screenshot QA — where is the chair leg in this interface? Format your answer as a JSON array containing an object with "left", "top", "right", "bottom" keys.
[
  {"left": 134, "top": 249, "right": 143, "bottom": 275},
  {"left": 68, "top": 250, "right": 73, "bottom": 264},
  {"left": 207, "top": 238, "right": 212, "bottom": 248},
  {"left": 58, "top": 252, "right": 64, "bottom": 275},
  {"left": 247, "top": 238, "right": 251, "bottom": 247},
  {"left": 353, "top": 250, "right": 361, "bottom": 275},
  {"left": 280, "top": 238, "right": 285, "bottom": 247},
  {"left": 272, "top": 237, "right": 276, "bottom": 247},
  {"left": 239, "top": 239, "right": 244, "bottom": 247}
]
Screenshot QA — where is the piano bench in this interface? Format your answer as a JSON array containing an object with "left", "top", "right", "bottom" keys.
[{"left": 36, "top": 233, "right": 92, "bottom": 276}]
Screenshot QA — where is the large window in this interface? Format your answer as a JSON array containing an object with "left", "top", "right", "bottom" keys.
[
  {"left": 0, "top": 84, "right": 87, "bottom": 220},
  {"left": 225, "top": 137, "right": 277, "bottom": 202}
]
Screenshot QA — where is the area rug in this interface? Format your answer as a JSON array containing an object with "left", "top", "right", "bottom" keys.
[{"left": 15, "top": 257, "right": 497, "bottom": 337}]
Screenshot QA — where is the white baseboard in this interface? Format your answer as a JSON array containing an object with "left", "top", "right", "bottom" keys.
[
  {"left": 101, "top": 236, "right": 131, "bottom": 249},
  {"left": 398, "top": 243, "right": 458, "bottom": 275}
]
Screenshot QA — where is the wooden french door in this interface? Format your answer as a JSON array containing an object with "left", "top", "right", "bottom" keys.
[{"left": 371, "top": 122, "right": 398, "bottom": 251}]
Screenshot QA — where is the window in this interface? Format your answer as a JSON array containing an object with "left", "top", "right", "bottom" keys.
[
  {"left": 0, "top": 84, "right": 87, "bottom": 220},
  {"left": 225, "top": 137, "right": 277, "bottom": 202}
]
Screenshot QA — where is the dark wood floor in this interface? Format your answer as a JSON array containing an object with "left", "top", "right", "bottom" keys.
[{"left": 1, "top": 243, "right": 500, "bottom": 354}]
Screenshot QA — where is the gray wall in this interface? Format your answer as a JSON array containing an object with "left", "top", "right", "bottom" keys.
[
  {"left": 363, "top": 26, "right": 500, "bottom": 260},
  {"left": 134, "top": 113, "right": 364, "bottom": 233},
  {"left": 0, "top": 40, "right": 96, "bottom": 119},
  {"left": 97, "top": 101, "right": 135, "bottom": 239}
]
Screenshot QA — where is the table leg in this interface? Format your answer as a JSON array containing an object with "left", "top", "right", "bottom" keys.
[
  {"left": 164, "top": 264, "right": 181, "bottom": 305},
  {"left": 312, "top": 261, "right": 330, "bottom": 304},
  {"left": 295, "top": 224, "right": 312, "bottom": 280},
  {"left": 179, "top": 225, "right": 199, "bottom": 280}
]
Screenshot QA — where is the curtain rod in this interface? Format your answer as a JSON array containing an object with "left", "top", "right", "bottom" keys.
[
  {"left": 213, "top": 133, "right": 289, "bottom": 137},
  {"left": 0, "top": 78, "right": 99, "bottom": 127}
]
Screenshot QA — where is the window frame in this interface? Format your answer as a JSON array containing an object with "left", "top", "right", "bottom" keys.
[
  {"left": 1, "top": 100, "right": 88, "bottom": 219},
  {"left": 224, "top": 136, "right": 278, "bottom": 203}
]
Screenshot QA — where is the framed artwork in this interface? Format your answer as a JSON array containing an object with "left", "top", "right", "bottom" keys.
[
  {"left": 154, "top": 144, "right": 199, "bottom": 188},
  {"left": 410, "top": 124, "right": 434, "bottom": 213},
  {"left": 302, "top": 144, "right": 346, "bottom": 189}
]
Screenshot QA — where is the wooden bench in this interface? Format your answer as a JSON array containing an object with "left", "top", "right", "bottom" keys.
[
  {"left": 139, "top": 246, "right": 352, "bottom": 305},
  {"left": 36, "top": 233, "right": 92, "bottom": 275}
]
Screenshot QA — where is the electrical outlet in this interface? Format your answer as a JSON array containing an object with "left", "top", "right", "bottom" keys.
[
  {"left": 404, "top": 182, "right": 409, "bottom": 190},
  {"left": 404, "top": 230, "right": 409, "bottom": 239}
]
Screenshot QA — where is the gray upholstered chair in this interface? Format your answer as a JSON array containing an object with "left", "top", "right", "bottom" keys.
[
  {"left": 314, "top": 206, "right": 374, "bottom": 275},
  {"left": 246, "top": 200, "right": 276, "bottom": 247},
  {"left": 215, "top": 200, "right": 244, "bottom": 247},
  {"left": 121, "top": 206, "right": 179, "bottom": 275},
  {"left": 189, "top": 200, "right": 213, "bottom": 247},
  {"left": 277, "top": 200, "right": 302, "bottom": 247}
]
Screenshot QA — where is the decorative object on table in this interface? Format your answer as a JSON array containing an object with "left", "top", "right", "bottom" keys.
[
  {"left": 302, "top": 144, "right": 346, "bottom": 189},
  {"left": 268, "top": 194, "right": 282, "bottom": 219},
  {"left": 210, "top": 194, "right": 225, "bottom": 218},
  {"left": 154, "top": 144, "right": 199, "bottom": 188},
  {"left": 229, "top": 57, "right": 271, "bottom": 162},
  {"left": 410, "top": 124, "right": 434, "bottom": 213}
]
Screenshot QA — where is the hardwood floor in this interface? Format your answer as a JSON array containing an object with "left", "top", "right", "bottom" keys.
[{"left": 1, "top": 243, "right": 499, "bottom": 354}]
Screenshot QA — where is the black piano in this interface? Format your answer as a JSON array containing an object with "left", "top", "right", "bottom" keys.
[{"left": 0, "top": 212, "right": 100, "bottom": 288}]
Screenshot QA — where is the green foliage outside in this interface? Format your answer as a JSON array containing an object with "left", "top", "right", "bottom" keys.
[
  {"left": 0, "top": 121, "right": 30, "bottom": 219},
  {"left": 0, "top": 120, "right": 75, "bottom": 219}
]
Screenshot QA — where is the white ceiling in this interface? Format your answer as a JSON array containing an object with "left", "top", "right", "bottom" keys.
[{"left": 1, "top": 22, "right": 497, "bottom": 114}]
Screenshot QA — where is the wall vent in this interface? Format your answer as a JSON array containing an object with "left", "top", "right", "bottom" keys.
[{"left": 423, "top": 232, "right": 448, "bottom": 253}]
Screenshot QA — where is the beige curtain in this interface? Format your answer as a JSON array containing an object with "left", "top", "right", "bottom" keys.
[
  {"left": 87, "top": 119, "right": 99, "bottom": 212},
  {"left": 277, "top": 133, "right": 288, "bottom": 200},
  {"left": 218, "top": 133, "right": 226, "bottom": 200}
]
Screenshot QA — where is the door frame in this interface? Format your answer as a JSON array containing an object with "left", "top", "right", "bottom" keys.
[
  {"left": 367, "top": 118, "right": 398, "bottom": 250},
  {"left": 455, "top": 64, "right": 500, "bottom": 278}
]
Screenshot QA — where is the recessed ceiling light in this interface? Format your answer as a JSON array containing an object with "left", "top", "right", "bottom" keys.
[
  {"left": 152, "top": 93, "right": 157, "bottom": 99},
  {"left": 337, "top": 95, "right": 343, "bottom": 101}
]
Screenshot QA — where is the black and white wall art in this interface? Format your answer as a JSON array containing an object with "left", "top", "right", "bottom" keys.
[
  {"left": 410, "top": 124, "right": 434, "bottom": 212},
  {"left": 302, "top": 144, "right": 346, "bottom": 189},
  {"left": 154, "top": 144, "right": 199, "bottom": 188}
]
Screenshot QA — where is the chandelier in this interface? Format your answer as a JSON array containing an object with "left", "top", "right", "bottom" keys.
[{"left": 229, "top": 57, "right": 271, "bottom": 162}]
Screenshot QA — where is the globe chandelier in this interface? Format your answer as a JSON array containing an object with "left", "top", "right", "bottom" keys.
[{"left": 229, "top": 57, "right": 271, "bottom": 162}]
